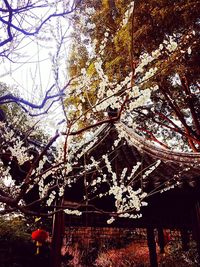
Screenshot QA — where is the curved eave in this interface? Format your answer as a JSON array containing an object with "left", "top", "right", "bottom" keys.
[{"left": 118, "top": 122, "right": 200, "bottom": 165}]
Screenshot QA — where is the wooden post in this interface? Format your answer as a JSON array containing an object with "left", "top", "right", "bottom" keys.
[
  {"left": 147, "top": 227, "right": 158, "bottom": 267},
  {"left": 192, "top": 200, "right": 200, "bottom": 258},
  {"left": 157, "top": 227, "right": 165, "bottom": 253},
  {"left": 51, "top": 199, "right": 65, "bottom": 267},
  {"left": 180, "top": 229, "right": 189, "bottom": 251}
]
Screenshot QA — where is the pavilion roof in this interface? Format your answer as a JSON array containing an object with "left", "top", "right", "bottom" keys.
[
  {"left": 64, "top": 121, "right": 200, "bottom": 228},
  {"left": 73, "top": 121, "right": 200, "bottom": 190}
]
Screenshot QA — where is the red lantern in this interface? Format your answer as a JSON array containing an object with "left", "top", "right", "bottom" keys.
[
  {"left": 32, "top": 229, "right": 48, "bottom": 243},
  {"left": 31, "top": 229, "right": 48, "bottom": 254}
]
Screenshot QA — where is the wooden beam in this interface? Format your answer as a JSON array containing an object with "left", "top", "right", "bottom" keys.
[
  {"left": 192, "top": 200, "right": 200, "bottom": 258},
  {"left": 147, "top": 227, "right": 158, "bottom": 267}
]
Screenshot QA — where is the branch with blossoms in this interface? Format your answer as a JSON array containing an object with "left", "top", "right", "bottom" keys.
[
  {"left": 0, "top": 109, "right": 170, "bottom": 220},
  {"left": 69, "top": 94, "right": 129, "bottom": 136},
  {"left": 0, "top": 95, "right": 195, "bottom": 223}
]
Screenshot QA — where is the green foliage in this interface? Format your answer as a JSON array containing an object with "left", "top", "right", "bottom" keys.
[
  {"left": 0, "top": 217, "right": 32, "bottom": 267},
  {"left": 0, "top": 82, "right": 49, "bottom": 142},
  {"left": 0, "top": 217, "right": 31, "bottom": 242}
]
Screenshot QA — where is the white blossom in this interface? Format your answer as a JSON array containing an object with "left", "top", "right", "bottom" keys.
[
  {"left": 64, "top": 209, "right": 82, "bottom": 216},
  {"left": 107, "top": 217, "right": 115, "bottom": 224}
]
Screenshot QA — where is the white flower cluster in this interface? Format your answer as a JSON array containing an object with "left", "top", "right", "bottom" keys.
[
  {"left": 3, "top": 173, "right": 14, "bottom": 187},
  {"left": 65, "top": 177, "right": 72, "bottom": 186},
  {"left": 95, "top": 58, "right": 109, "bottom": 99},
  {"left": 64, "top": 209, "right": 82, "bottom": 216},
  {"left": 141, "top": 67, "right": 158, "bottom": 82},
  {"left": 0, "top": 121, "right": 5, "bottom": 128},
  {"left": 0, "top": 160, "right": 13, "bottom": 187},
  {"left": 9, "top": 139, "right": 32, "bottom": 165},
  {"left": 35, "top": 156, "right": 48, "bottom": 174},
  {"left": 76, "top": 137, "right": 98, "bottom": 159},
  {"left": 142, "top": 160, "right": 161, "bottom": 179},
  {"left": 90, "top": 156, "right": 99, "bottom": 168},
  {"left": 90, "top": 176, "right": 105, "bottom": 187},
  {"left": 113, "top": 137, "right": 122, "bottom": 148},
  {"left": 119, "top": 167, "right": 128, "bottom": 183},
  {"left": 39, "top": 168, "right": 54, "bottom": 182},
  {"left": 135, "top": 35, "right": 178, "bottom": 77},
  {"left": 99, "top": 30, "right": 110, "bottom": 56},
  {"left": 86, "top": 22, "right": 95, "bottom": 30},
  {"left": 80, "top": 67, "right": 91, "bottom": 90},
  {"left": 85, "top": 7, "right": 95, "bottom": 15},
  {"left": 46, "top": 190, "right": 56, "bottom": 206},
  {"left": 79, "top": 15, "right": 87, "bottom": 27},
  {"left": 0, "top": 119, "right": 37, "bottom": 166},
  {"left": 160, "top": 183, "right": 177, "bottom": 193},
  {"left": 58, "top": 186, "right": 64, "bottom": 197},
  {"left": 129, "top": 88, "right": 151, "bottom": 110},
  {"left": 115, "top": 73, "right": 132, "bottom": 92},
  {"left": 164, "top": 36, "right": 178, "bottom": 53},
  {"left": 38, "top": 178, "right": 46, "bottom": 197},
  {"left": 128, "top": 85, "right": 140, "bottom": 97},
  {"left": 109, "top": 185, "right": 147, "bottom": 214},
  {"left": 107, "top": 217, "right": 115, "bottom": 224},
  {"left": 102, "top": 154, "right": 117, "bottom": 184},
  {"left": 3, "top": 128, "right": 15, "bottom": 141},
  {"left": 135, "top": 53, "right": 154, "bottom": 75},
  {"left": 77, "top": 6, "right": 95, "bottom": 29},
  {"left": 126, "top": 162, "right": 142, "bottom": 181},
  {"left": 187, "top": 47, "right": 192, "bottom": 55},
  {"left": 120, "top": 1, "right": 135, "bottom": 28},
  {"left": 119, "top": 213, "right": 142, "bottom": 219},
  {"left": 95, "top": 95, "right": 121, "bottom": 111},
  {"left": 94, "top": 71, "right": 132, "bottom": 112},
  {"left": 91, "top": 140, "right": 164, "bottom": 219}
]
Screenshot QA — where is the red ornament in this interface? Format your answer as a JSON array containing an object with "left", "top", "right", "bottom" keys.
[{"left": 31, "top": 229, "right": 48, "bottom": 243}]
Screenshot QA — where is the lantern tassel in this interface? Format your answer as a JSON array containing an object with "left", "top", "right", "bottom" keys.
[
  {"left": 36, "top": 246, "right": 40, "bottom": 255},
  {"left": 36, "top": 241, "right": 42, "bottom": 255}
]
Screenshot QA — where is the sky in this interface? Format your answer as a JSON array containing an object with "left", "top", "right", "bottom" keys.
[{"left": 0, "top": 0, "right": 74, "bottom": 133}]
